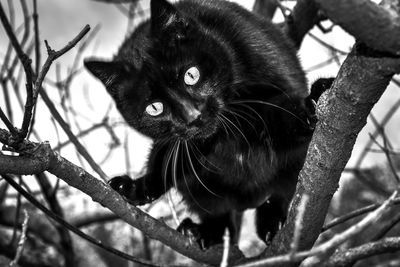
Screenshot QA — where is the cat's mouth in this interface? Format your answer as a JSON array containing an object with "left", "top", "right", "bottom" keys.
[{"left": 176, "top": 119, "right": 219, "bottom": 140}]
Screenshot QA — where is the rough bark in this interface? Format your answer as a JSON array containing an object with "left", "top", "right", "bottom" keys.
[{"left": 264, "top": 43, "right": 400, "bottom": 262}]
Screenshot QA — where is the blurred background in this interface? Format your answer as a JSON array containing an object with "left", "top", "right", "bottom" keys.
[{"left": 1, "top": 0, "right": 400, "bottom": 266}]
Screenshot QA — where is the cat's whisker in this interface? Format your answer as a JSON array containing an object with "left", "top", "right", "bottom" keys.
[
  {"left": 228, "top": 106, "right": 257, "bottom": 121},
  {"left": 222, "top": 108, "right": 257, "bottom": 133},
  {"left": 216, "top": 115, "right": 231, "bottom": 138},
  {"left": 184, "top": 141, "right": 222, "bottom": 198},
  {"left": 219, "top": 113, "right": 251, "bottom": 147},
  {"left": 180, "top": 146, "right": 211, "bottom": 214},
  {"left": 231, "top": 100, "right": 306, "bottom": 125},
  {"left": 188, "top": 143, "right": 215, "bottom": 172},
  {"left": 219, "top": 115, "right": 237, "bottom": 139},
  {"left": 230, "top": 80, "right": 294, "bottom": 103},
  {"left": 172, "top": 141, "right": 181, "bottom": 190},
  {"left": 190, "top": 142, "right": 221, "bottom": 172},
  {"left": 230, "top": 103, "right": 269, "bottom": 135},
  {"left": 163, "top": 141, "right": 177, "bottom": 194}
]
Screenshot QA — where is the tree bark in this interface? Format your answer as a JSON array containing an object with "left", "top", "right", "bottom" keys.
[{"left": 264, "top": 43, "right": 400, "bottom": 262}]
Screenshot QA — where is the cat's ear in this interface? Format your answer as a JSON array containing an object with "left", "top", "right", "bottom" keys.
[
  {"left": 151, "top": 0, "right": 178, "bottom": 30},
  {"left": 150, "top": 0, "right": 188, "bottom": 37},
  {"left": 84, "top": 59, "right": 131, "bottom": 98}
]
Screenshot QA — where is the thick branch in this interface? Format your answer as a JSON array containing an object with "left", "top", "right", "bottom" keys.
[
  {"left": 284, "top": 0, "right": 320, "bottom": 48},
  {"left": 252, "top": 0, "right": 278, "bottom": 21},
  {"left": 315, "top": 0, "right": 400, "bottom": 55},
  {"left": 0, "top": 131, "right": 244, "bottom": 266},
  {"left": 264, "top": 43, "right": 400, "bottom": 262}
]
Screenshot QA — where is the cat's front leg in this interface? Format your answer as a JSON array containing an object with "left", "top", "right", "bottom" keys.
[{"left": 108, "top": 174, "right": 162, "bottom": 206}]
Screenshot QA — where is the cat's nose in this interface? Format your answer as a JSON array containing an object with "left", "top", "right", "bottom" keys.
[
  {"left": 185, "top": 107, "right": 201, "bottom": 125},
  {"left": 181, "top": 100, "right": 204, "bottom": 125}
]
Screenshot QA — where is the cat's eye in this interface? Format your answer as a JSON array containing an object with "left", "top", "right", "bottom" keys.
[
  {"left": 145, "top": 102, "right": 164, "bottom": 116},
  {"left": 184, "top": 66, "right": 200, "bottom": 86}
]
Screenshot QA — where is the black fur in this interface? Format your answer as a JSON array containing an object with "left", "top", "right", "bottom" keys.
[{"left": 85, "top": 0, "right": 329, "bottom": 248}]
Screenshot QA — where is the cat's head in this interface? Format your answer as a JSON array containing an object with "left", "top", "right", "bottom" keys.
[{"left": 85, "top": 0, "right": 233, "bottom": 141}]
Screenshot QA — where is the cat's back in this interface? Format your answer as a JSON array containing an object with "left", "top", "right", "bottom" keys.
[
  {"left": 175, "top": 0, "right": 308, "bottom": 97},
  {"left": 117, "top": 0, "right": 307, "bottom": 97}
]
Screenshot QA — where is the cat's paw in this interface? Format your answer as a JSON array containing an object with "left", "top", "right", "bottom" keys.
[
  {"left": 309, "top": 77, "right": 335, "bottom": 102},
  {"left": 177, "top": 218, "right": 209, "bottom": 250},
  {"left": 108, "top": 175, "right": 152, "bottom": 206},
  {"left": 301, "top": 77, "right": 335, "bottom": 133}
]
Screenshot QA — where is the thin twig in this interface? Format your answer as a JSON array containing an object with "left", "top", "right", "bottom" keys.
[
  {"left": 322, "top": 197, "right": 400, "bottom": 231},
  {"left": 9, "top": 176, "right": 22, "bottom": 247},
  {"left": 322, "top": 237, "right": 400, "bottom": 267},
  {"left": 33, "top": 0, "right": 40, "bottom": 75},
  {"left": 0, "top": 107, "right": 18, "bottom": 135},
  {"left": 9, "top": 209, "right": 29, "bottom": 267},
  {"left": 35, "top": 172, "right": 74, "bottom": 266},
  {"left": 20, "top": 25, "right": 91, "bottom": 140},
  {"left": 0, "top": 3, "right": 34, "bottom": 141},
  {"left": 371, "top": 210, "right": 400, "bottom": 241},
  {"left": 40, "top": 89, "right": 109, "bottom": 181},
  {"left": 308, "top": 32, "right": 349, "bottom": 55},
  {"left": 53, "top": 119, "right": 108, "bottom": 151},
  {"left": 18, "top": 0, "right": 30, "bottom": 51},
  {"left": 220, "top": 228, "right": 230, "bottom": 267}
]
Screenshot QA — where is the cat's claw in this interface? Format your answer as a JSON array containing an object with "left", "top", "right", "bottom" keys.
[{"left": 177, "top": 218, "right": 207, "bottom": 250}]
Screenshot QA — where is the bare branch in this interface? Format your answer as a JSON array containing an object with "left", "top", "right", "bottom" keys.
[
  {"left": 263, "top": 42, "right": 400, "bottom": 262},
  {"left": 252, "top": 0, "right": 277, "bottom": 21},
  {"left": 33, "top": 0, "right": 40, "bottom": 75},
  {"left": 0, "top": 108, "right": 18, "bottom": 135},
  {"left": 9, "top": 210, "right": 29, "bottom": 267},
  {"left": 0, "top": 224, "right": 64, "bottom": 267},
  {"left": 220, "top": 228, "right": 230, "bottom": 267},
  {"left": 21, "top": 25, "right": 91, "bottom": 140},
  {"left": 322, "top": 197, "right": 400, "bottom": 232},
  {"left": 283, "top": 0, "right": 320, "bottom": 48},
  {"left": 0, "top": 2, "right": 33, "bottom": 141},
  {"left": 35, "top": 172, "right": 74, "bottom": 266},
  {"left": 321, "top": 237, "right": 400, "bottom": 267},
  {"left": 314, "top": 0, "right": 400, "bottom": 55},
  {"left": 233, "top": 190, "right": 398, "bottom": 267},
  {"left": 0, "top": 131, "right": 245, "bottom": 265}
]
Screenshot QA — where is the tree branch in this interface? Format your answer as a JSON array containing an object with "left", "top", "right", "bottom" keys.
[
  {"left": 233, "top": 189, "right": 398, "bottom": 267},
  {"left": 314, "top": 0, "right": 400, "bottom": 55},
  {"left": 263, "top": 42, "right": 400, "bottom": 263},
  {"left": 0, "top": 130, "right": 244, "bottom": 266},
  {"left": 283, "top": 0, "right": 320, "bottom": 48},
  {"left": 321, "top": 237, "right": 400, "bottom": 267},
  {"left": 252, "top": 0, "right": 278, "bottom": 21}
]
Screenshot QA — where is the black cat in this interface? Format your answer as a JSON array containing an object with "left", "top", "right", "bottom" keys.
[{"left": 85, "top": 0, "right": 330, "bottom": 248}]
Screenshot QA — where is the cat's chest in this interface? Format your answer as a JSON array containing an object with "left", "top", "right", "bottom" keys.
[
  {"left": 200, "top": 140, "right": 278, "bottom": 189},
  {"left": 180, "top": 140, "right": 279, "bottom": 211}
]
